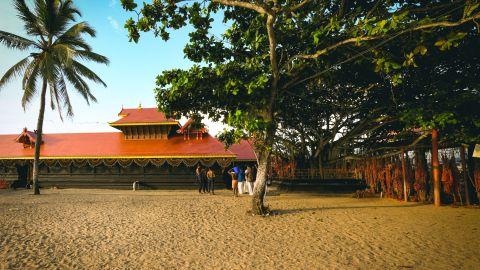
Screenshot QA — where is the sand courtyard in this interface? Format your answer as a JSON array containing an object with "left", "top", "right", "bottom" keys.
[{"left": 0, "top": 188, "right": 479, "bottom": 270}]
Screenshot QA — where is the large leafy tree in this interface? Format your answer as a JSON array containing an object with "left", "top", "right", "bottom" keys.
[
  {"left": 397, "top": 36, "right": 480, "bottom": 146},
  {"left": 0, "top": 0, "right": 109, "bottom": 194},
  {"left": 275, "top": 59, "right": 394, "bottom": 172},
  {"left": 122, "top": 0, "right": 479, "bottom": 214}
]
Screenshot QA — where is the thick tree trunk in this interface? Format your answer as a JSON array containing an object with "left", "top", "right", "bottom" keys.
[
  {"left": 251, "top": 12, "right": 278, "bottom": 215},
  {"left": 401, "top": 148, "right": 408, "bottom": 202},
  {"left": 32, "top": 79, "right": 48, "bottom": 195},
  {"left": 431, "top": 129, "right": 441, "bottom": 207},
  {"left": 415, "top": 149, "right": 428, "bottom": 202},
  {"left": 318, "top": 153, "right": 324, "bottom": 180},
  {"left": 252, "top": 150, "right": 270, "bottom": 215},
  {"left": 460, "top": 145, "right": 470, "bottom": 206}
]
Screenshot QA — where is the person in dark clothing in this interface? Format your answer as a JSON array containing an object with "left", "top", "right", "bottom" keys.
[
  {"left": 206, "top": 167, "right": 216, "bottom": 195},
  {"left": 201, "top": 167, "right": 209, "bottom": 193},
  {"left": 223, "top": 168, "right": 232, "bottom": 190},
  {"left": 196, "top": 165, "right": 204, "bottom": 193}
]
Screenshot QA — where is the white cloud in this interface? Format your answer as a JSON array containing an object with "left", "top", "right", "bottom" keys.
[
  {"left": 109, "top": 0, "right": 116, "bottom": 7},
  {"left": 107, "top": 16, "right": 120, "bottom": 31}
]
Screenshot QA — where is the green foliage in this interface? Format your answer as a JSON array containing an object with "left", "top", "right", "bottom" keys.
[
  {"left": 121, "top": 0, "right": 480, "bottom": 152},
  {"left": 434, "top": 32, "right": 468, "bottom": 51},
  {"left": 400, "top": 110, "right": 458, "bottom": 130},
  {"left": 120, "top": 0, "right": 137, "bottom": 11},
  {"left": 396, "top": 36, "right": 480, "bottom": 145},
  {"left": 464, "top": 2, "right": 480, "bottom": 17}
]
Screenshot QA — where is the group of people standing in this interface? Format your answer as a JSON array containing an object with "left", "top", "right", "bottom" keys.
[
  {"left": 228, "top": 165, "right": 256, "bottom": 197},
  {"left": 195, "top": 165, "right": 216, "bottom": 195},
  {"left": 194, "top": 164, "right": 257, "bottom": 197}
]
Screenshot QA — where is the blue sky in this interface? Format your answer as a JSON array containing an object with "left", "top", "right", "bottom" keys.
[{"left": 0, "top": 0, "right": 227, "bottom": 135}]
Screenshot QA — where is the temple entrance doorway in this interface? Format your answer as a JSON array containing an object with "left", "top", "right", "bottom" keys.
[{"left": 12, "top": 163, "right": 29, "bottom": 189}]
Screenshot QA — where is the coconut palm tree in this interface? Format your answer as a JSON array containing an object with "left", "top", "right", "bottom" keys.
[{"left": 0, "top": 0, "right": 109, "bottom": 194}]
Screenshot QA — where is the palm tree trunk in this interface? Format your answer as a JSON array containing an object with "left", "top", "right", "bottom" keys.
[
  {"left": 431, "top": 129, "right": 441, "bottom": 207},
  {"left": 32, "top": 79, "right": 48, "bottom": 195}
]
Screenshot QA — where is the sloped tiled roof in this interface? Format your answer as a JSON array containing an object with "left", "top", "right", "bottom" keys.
[
  {"left": 15, "top": 128, "right": 40, "bottom": 144},
  {"left": 228, "top": 140, "right": 256, "bottom": 161},
  {"left": 0, "top": 132, "right": 235, "bottom": 159},
  {"left": 110, "top": 108, "right": 178, "bottom": 126}
]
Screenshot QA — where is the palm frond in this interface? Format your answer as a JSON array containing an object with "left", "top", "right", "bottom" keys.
[
  {"left": 53, "top": 1, "right": 82, "bottom": 36},
  {"left": 55, "top": 34, "right": 91, "bottom": 51},
  {"left": 49, "top": 81, "right": 58, "bottom": 111},
  {"left": 22, "top": 59, "right": 37, "bottom": 89},
  {"left": 48, "top": 77, "right": 72, "bottom": 120},
  {"left": 72, "top": 60, "right": 107, "bottom": 87},
  {"left": 0, "top": 30, "right": 36, "bottom": 50},
  {"left": 21, "top": 63, "right": 40, "bottom": 109},
  {"left": 75, "top": 50, "right": 109, "bottom": 65},
  {"left": 0, "top": 57, "right": 31, "bottom": 90},
  {"left": 33, "top": 0, "right": 49, "bottom": 37},
  {"left": 54, "top": 22, "right": 96, "bottom": 50},
  {"left": 14, "top": 0, "right": 45, "bottom": 37},
  {"left": 63, "top": 67, "right": 95, "bottom": 104},
  {"left": 38, "top": 51, "right": 57, "bottom": 84},
  {"left": 61, "top": 21, "right": 95, "bottom": 38},
  {"left": 60, "top": 0, "right": 82, "bottom": 18},
  {"left": 49, "top": 89, "right": 55, "bottom": 110},
  {"left": 44, "top": 0, "right": 60, "bottom": 36},
  {"left": 48, "top": 67, "right": 59, "bottom": 110},
  {"left": 55, "top": 73, "right": 74, "bottom": 117}
]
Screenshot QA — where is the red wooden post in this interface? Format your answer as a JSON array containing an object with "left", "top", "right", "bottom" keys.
[{"left": 431, "top": 129, "right": 441, "bottom": 207}]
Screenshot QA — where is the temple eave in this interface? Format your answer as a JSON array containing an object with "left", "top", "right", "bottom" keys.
[
  {"left": 109, "top": 122, "right": 179, "bottom": 127},
  {"left": 0, "top": 154, "right": 237, "bottom": 160}
]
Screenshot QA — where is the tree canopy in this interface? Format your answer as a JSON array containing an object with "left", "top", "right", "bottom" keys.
[{"left": 121, "top": 0, "right": 480, "bottom": 213}]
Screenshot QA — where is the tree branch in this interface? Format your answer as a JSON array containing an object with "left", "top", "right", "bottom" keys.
[
  {"left": 284, "top": 0, "right": 311, "bottom": 13},
  {"left": 266, "top": 13, "right": 279, "bottom": 117},
  {"left": 212, "top": 0, "right": 267, "bottom": 14},
  {"left": 330, "top": 131, "right": 431, "bottom": 162},
  {"left": 293, "top": 12, "right": 480, "bottom": 60}
]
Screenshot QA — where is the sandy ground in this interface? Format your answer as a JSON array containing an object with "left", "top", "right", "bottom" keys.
[{"left": 0, "top": 188, "right": 479, "bottom": 270}]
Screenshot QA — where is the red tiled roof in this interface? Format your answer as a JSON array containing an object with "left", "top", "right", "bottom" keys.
[
  {"left": 0, "top": 132, "right": 235, "bottom": 159},
  {"left": 178, "top": 118, "right": 194, "bottom": 133},
  {"left": 177, "top": 118, "right": 207, "bottom": 134},
  {"left": 110, "top": 108, "right": 178, "bottom": 126},
  {"left": 229, "top": 140, "right": 256, "bottom": 161},
  {"left": 15, "top": 128, "right": 40, "bottom": 144}
]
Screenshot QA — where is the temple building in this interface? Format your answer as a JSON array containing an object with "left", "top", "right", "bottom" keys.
[{"left": 0, "top": 107, "right": 256, "bottom": 189}]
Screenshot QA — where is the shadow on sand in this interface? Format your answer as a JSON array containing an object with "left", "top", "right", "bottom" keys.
[{"left": 273, "top": 202, "right": 427, "bottom": 216}]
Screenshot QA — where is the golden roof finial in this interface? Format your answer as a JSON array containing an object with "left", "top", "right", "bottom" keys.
[{"left": 138, "top": 102, "right": 142, "bottom": 110}]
